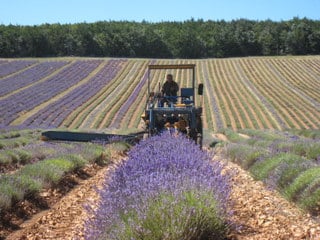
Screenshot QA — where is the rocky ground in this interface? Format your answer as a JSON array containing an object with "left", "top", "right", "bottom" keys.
[{"left": 2, "top": 150, "right": 320, "bottom": 240}]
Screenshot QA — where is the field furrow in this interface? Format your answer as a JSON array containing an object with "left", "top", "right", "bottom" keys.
[
  {"left": 12, "top": 60, "right": 104, "bottom": 127},
  {"left": 265, "top": 61, "right": 320, "bottom": 128},
  {"left": 260, "top": 59, "right": 320, "bottom": 128},
  {"left": 226, "top": 59, "right": 262, "bottom": 129},
  {"left": 267, "top": 59, "right": 320, "bottom": 108},
  {"left": 225, "top": 59, "right": 254, "bottom": 129},
  {"left": 200, "top": 61, "right": 221, "bottom": 130},
  {"left": 0, "top": 60, "right": 8, "bottom": 65},
  {"left": 299, "top": 58, "right": 320, "bottom": 79},
  {"left": 239, "top": 59, "right": 306, "bottom": 129},
  {"left": 230, "top": 61, "right": 277, "bottom": 129},
  {"left": 220, "top": 60, "right": 246, "bottom": 129},
  {"left": 0, "top": 61, "right": 74, "bottom": 102},
  {"left": 209, "top": 58, "right": 238, "bottom": 129},
  {"left": 194, "top": 60, "right": 207, "bottom": 129}
]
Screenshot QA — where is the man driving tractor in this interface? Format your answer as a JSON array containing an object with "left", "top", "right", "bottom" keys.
[{"left": 161, "top": 74, "right": 179, "bottom": 105}]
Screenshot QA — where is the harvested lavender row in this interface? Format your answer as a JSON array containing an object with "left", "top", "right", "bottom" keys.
[
  {"left": 232, "top": 60, "right": 287, "bottom": 129},
  {"left": 201, "top": 61, "right": 224, "bottom": 130},
  {"left": 265, "top": 61, "right": 320, "bottom": 110},
  {"left": 85, "top": 132, "right": 232, "bottom": 240}
]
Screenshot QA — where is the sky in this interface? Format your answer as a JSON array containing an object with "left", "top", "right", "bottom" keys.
[{"left": 1, "top": 0, "right": 319, "bottom": 26}]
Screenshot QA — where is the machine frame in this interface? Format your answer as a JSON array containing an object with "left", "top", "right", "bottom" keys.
[{"left": 142, "top": 64, "right": 203, "bottom": 146}]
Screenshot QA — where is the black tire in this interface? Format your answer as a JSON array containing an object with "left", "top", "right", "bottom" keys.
[
  {"left": 196, "top": 116, "right": 203, "bottom": 135},
  {"left": 197, "top": 134, "right": 203, "bottom": 149}
]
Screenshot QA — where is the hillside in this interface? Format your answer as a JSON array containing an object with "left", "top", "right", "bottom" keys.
[{"left": 0, "top": 56, "right": 319, "bottom": 131}]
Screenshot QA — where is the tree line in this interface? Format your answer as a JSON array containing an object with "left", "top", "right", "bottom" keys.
[{"left": 1, "top": 17, "right": 320, "bottom": 58}]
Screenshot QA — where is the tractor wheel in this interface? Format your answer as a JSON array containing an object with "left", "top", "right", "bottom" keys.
[
  {"left": 196, "top": 115, "right": 203, "bottom": 148},
  {"left": 196, "top": 133, "right": 203, "bottom": 149},
  {"left": 189, "top": 129, "right": 201, "bottom": 148},
  {"left": 196, "top": 116, "right": 203, "bottom": 135}
]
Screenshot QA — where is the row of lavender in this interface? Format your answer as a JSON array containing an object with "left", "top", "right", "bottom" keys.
[
  {"left": 237, "top": 58, "right": 320, "bottom": 129},
  {"left": 108, "top": 59, "right": 155, "bottom": 129},
  {"left": 0, "top": 61, "right": 69, "bottom": 97},
  {"left": 0, "top": 128, "right": 131, "bottom": 239},
  {"left": 67, "top": 59, "right": 151, "bottom": 129},
  {"left": 0, "top": 60, "right": 102, "bottom": 126},
  {"left": 221, "top": 128, "right": 320, "bottom": 214},
  {"left": 85, "top": 132, "right": 233, "bottom": 239},
  {"left": 199, "top": 58, "right": 320, "bottom": 131},
  {"left": 0, "top": 60, "right": 37, "bottom": 78},
  {"left": 1, "top": 57, "right": 319, "bottom": 131},
  {"left": 23, "top": 59, "right": 126, "bottom": 128}
]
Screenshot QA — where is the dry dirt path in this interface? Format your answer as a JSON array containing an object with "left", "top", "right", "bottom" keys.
[
  {"left": 5, "top": 153, "right": 320, "bottom": 240},
  {"left": 5, "top": 161, "right": 116, "bottom": 240}
]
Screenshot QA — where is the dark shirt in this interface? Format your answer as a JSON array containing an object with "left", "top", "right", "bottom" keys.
[{"left": 162, "top": 81, "right": 179, "bottom": 96}]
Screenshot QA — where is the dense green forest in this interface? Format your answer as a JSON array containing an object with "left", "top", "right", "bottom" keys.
[{"left": 1, "top": 18, "right": 320, "bottom": 58}]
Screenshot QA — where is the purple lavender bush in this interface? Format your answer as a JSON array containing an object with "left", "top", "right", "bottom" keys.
[{"left": 85, "top": 132, "right": 232, "bottom": 240}]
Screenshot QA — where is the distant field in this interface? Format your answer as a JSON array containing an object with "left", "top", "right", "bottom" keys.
[{"left": 0, "top": 56, "right": 319, "bottom": 131}]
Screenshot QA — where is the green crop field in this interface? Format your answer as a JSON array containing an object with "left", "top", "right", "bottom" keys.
[{"left": 0, "top": 56, "right": 319, "bottom": 131}]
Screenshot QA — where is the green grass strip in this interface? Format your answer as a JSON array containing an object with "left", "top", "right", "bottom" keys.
[{"left": 284, "top": 167, "right": 320, "bottom": 201}]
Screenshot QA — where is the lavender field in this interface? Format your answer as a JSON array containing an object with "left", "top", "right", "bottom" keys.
[
  {"left": 0, "top": 56, "right": 319, "bottom": 131},
  {"left": 0, "top": 56, "right": 320, "bottom": 239},
  {"left": 1, "top": 126, "right": 320, "bottom": 239}
]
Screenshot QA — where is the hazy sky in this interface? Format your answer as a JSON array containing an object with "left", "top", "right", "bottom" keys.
[{"left": 1, "top": 0, "right": 319, "bottom": 25}]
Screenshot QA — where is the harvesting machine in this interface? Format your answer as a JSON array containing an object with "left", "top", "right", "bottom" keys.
[
  {"left": 41, "top": 64, "right": 203, "bottom": 147},
  {"left": 141, "top": 64, "right": 204, "bottom": 146}
]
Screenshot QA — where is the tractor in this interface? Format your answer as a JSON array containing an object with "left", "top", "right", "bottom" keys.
[
  {"left": 41, "top": 64, "right": 203, "bottom": 147},
  {"left": 141, "top": 64, "right": 203, "bottom": 147}
]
